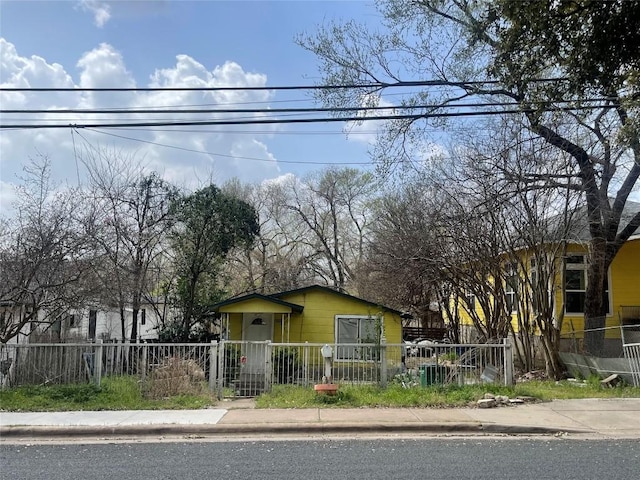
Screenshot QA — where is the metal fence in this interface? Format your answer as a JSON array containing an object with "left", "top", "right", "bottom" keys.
[
  {"left": 0, "top": 339, "right": 514, "bottom": 397},
  {"left": 0, "top": 341, "right": 215, "bottom": 398},
  {"left": 622, "top": 325, "right": 640, "bottom": 387},
  {"left": 557, "top": 324, "right": 640, "bottom": 387}
]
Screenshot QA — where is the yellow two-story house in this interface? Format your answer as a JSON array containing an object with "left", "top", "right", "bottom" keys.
[{"left": 451, "top": 207, "right": 640, "bottom": 357}]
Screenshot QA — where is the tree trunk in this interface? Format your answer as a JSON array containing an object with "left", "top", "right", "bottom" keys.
[
  {"left": 130, "top": 308, "right": 139, "bottom": 343},
  {"left": 539, "top": 325, "right": 564, "bottom": 380},
  {"left": 583, "top": 238, "right": 608, "bottom": 357},
  {"left": 119, "top": 307, "right": 126, "bottom": 342}
]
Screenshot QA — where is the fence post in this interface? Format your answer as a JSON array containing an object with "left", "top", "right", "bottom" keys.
[
  {"left": 141, "top": 343, "right": 148, "bottom": 383},
  {"left": 217, "top": 340, "right": 225, "bottom": 398},
  {"left": 209, "top": 340, "right": 218, "bottom": 396},
  {"left": 503, "top": 338, "right": 514, "bottom": 386},
  {"left": 379, "top": 336, "right": 387, "bottom": 388},
  {"left": 265, "top": 341, "right": 272, "bottom": 393},
  {"left": 303, "top": 342, "right": 309, "bottom": 387},
  {"left": 94, "top": 340, "right": 103, "bottom": 387}
]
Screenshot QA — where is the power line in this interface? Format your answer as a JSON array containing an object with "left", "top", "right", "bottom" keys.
[
  {"left": 0, "top": 98, "right": 610, "bottom": 115},
  {"left": 0, "top": 77, "right": 569, "bottom": 92},
  {"left": 0, "top": 104, "right": 617, "bottom": 130},
  {"left": 83, "top": 128, "right": 373, "bottom": 166}
]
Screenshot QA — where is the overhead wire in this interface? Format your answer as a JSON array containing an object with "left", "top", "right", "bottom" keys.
[
  {"left": 0, "top": 77, "right": 570, "bottom": 92},
  {"left": 82, "top": 128, "right": 374, "bottom": 166},
  {"left": 0, "top": 104, "right": 618, "bottom": 129},
  {"left": 1, "top": 77, "right": 613, "bottom": 169},
  {"left": 0, "top": 98, "right": 612, "bottom": 115}
]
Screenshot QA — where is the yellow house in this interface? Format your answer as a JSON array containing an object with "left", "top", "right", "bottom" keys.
[
  {"left": 209, "top": 285, "right": 407, "bottom": 395},
  {"left": 210, "top": 284, "right": 404, "bottom": 346},
  {"left": 559, "top": 235, "right": 640, "bottom": 349},
  {"left": 453, "top": 234, "right": 640, "bottom": 355}
]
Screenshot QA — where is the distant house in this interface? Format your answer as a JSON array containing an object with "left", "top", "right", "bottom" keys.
[
  {"left": 3, "top": 303, "right": 166, "bottom": 344},
  {"left": 59, "top": 306, "right": 164, "bottom": 343}
]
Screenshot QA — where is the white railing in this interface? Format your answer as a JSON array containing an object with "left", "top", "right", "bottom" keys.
[
  {"left": 622, "top": 325, "right": 640, "bottom": 387},
  {"left": 0, "top": 339, "right": 514, "bottom": 396}
]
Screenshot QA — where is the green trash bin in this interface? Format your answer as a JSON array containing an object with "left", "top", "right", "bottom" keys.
[{"left": 419, "top": 363, "right": 445, "bottom": 386}]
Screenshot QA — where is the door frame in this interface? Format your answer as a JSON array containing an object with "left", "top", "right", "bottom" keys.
[{"left": 241, "top": 313, "right": 274, "bottom": 374}]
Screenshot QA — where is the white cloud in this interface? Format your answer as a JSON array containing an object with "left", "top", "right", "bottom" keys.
[
  {"left": 227, "top": 139, "right": 281, "bottom": 182},
  {"left": 78, "top": 1, "right": 112, "bottom": 28},
  {"left": 0, "top": 38, "right": 75, "bottom": 108},
  {"left": 344, "top": 93, "right": 396, "bottom": 146},
  {"left": 0, "top": 39, "right": 283, "bottom": 206},
  {"left": 77, "top": 43, "right": 135, "bottom": 90},
  {"left": 261, "top": 173, "right": 295, "bottom": 188}
]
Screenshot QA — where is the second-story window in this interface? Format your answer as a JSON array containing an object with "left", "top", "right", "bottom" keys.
[{"left": 505, "top": 263, "right": 518, "bottom": 313}]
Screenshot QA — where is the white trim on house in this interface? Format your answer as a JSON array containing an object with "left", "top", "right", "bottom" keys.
[
  {"left": 334, "top": 314, "right": 385, "bottom": 361},
  {"left": 564, "top": 253, "right": 612, "bottom": 316}
]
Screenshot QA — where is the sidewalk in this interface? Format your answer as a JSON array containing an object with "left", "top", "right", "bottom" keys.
[{"left": 2, "top": 398, "right": 640, "bottom": 440}]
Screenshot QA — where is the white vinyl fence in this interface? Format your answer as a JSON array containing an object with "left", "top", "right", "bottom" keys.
[{"left": 0, "top": 339, "right": 514, "bottom": 397}]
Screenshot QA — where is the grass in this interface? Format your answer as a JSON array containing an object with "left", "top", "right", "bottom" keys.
[
  {"left": 256, "top": 378, "right": 640, "bottom": 409},
  {"left": 0, "top": 376, "right": 217, "bottom": 412},
  {"left": 1, "top": 376, "right": 639, "bottom": 412}
]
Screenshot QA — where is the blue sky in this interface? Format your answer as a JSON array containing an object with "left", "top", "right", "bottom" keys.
[{"left": 0, "top": 0, "right": 385, "bottom": 209}]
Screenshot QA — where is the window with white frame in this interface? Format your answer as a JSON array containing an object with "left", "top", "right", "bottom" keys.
[
  {"left": 335, "top": 315, "right": 382, "bottom": 361},
  {"left": 564, "top": 254, "right": 610, "bottom": 314},
  {"left": 505, "top": 263, "right": 518, "bottom": 313},
  {"left": 464, "top": 290, "right": 476, "bottom": 311}
]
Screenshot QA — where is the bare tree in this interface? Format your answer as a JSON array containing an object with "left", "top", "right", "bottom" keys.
[
  {"left": 222, "top": 178, "right": 318, "bottom": 295},
  {"left": 299, "top": 0, "right": 640, "bottom": 355},
  {"left": 283, "top": 168, "right": 376, "bottom": 291},
  {"left": 438, "top": 121, "right": 584, "bottom": 377},
  {"left": 0, "top": 155, "right": 94, "bottom": 343},
  {"left": 83, "top": 149, "right": 177, "bottom": 342},
  {"left": 359, "top": 180, "right": 444, "bottom": 328}
]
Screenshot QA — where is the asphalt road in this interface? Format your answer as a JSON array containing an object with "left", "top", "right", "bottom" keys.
[{"left": 2, "top": 438, "right": 639, "bottom": 479}]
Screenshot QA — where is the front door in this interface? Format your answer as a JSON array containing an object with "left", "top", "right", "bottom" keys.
[{"left": 242, "top": 313, "right": 273, "bottom": 374}]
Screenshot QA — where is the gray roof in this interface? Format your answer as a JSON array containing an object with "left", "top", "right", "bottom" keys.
[{"left": 548, "top": 200, "right": 640, "bottom": 242}]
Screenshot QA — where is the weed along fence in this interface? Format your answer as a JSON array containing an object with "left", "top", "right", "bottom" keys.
[
  {"left": 0, "top": 340, "right": 515, "bottom": 397},
  {"left": 0, "top": 342, "right": 214, "bottom": 398}
]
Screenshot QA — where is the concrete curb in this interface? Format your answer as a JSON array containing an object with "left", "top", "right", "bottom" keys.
[{"left": 0, "top": 422, "right": 591, "bottom": 438}]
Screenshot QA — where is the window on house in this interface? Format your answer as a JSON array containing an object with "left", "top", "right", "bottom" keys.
[
  {"left": 530, "top": 257, "right": 540, "bottom": 287},
  {"left": 52, "top": 318, "right": 62, "bottom": 335},
  {"left": 68, "top": 314, "right": 78, "bottom": 328},
  {"left": 141, "top": 309, "right": 146, "bottom": 326},
  {"left": 464, "top": 291, "right": 476, "bottom": 311},
  {"left": 505, "top": 263, "right": 518, "bottom": 313},
  {"left": 564, "top": 255, "right": 610, "bottom": 314},
  {"left": 335, "top": 315, "right": 382, "bottom": 361}
]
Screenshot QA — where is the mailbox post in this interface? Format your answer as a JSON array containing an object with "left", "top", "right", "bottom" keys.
[
  {"left": 320, "top": 344, "right": 333, "bottom": 383},
  {"left": 314, "top": 344, "right": 339, "bottom": 395}
]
